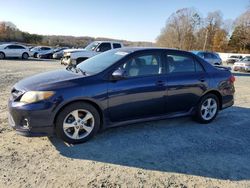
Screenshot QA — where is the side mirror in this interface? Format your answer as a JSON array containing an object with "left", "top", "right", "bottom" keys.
[
  {"left": 111, "top": 69, "right": 125, "bottom": 80},
  {"left": 96, "top": 48, "right": 100, "bottom": 52}
]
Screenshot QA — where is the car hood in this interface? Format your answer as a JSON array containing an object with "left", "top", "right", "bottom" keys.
[
  {"left": 64, "top": 49, "right": 86, "bottom": 53},
  {"left": 13, "top": 69, "right": 83, "bottom": 91}
]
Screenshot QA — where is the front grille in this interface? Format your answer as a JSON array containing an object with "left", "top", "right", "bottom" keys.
[{"left": 11, "top": 88, "right": 24, "bottom": 101}]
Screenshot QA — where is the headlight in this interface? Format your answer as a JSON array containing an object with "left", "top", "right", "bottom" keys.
[{"left": 20, "top": 91, "right": 55, "bottom": 104}]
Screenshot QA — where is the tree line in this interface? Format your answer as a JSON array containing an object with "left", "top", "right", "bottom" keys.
[
  {"left": 156, "top": 7, "right": 250, "bottom": 53},
  {"left": 0, "top": 21, "right": 153, "bottom": 48}
]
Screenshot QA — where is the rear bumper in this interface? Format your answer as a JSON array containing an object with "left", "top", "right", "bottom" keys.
[
  {"left": 233, "top": 65, "right": 250, "bottom": 71},
  {"left": 8, "top": 100, "right": 55, "bottom": 137}
]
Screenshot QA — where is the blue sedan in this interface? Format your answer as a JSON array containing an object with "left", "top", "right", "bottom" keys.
[{"left": 8, "top": 48, "right": 235, "bottom": 143}]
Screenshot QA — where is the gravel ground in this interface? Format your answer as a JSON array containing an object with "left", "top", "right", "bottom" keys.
[{"left": 0, "top": 59, "right": 250, "bottom": 188}]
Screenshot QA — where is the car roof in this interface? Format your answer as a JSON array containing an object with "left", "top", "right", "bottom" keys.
[
  {"left": 94, "top": 41, "right": 123, "bottom": 44},
  {"left": 0, "top": 43, "right": 27, "bottom": 48},
  {"left": 114, "top": 47, "right": 189, "bottom": 54}
]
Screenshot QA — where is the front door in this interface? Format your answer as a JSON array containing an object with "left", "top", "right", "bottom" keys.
[{"left": 107, "top": 52, "right": 167, "bottom": 122}]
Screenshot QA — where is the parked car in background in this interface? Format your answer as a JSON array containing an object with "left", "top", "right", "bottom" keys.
[
  {"left": 61, "top": 41, "right": 123, "bottom": 66},
  {"left": 30, "top": 46, "right": 52, "bottom": 58},
  {"left": 226, "top": 55, "right": 243, "bottom": 64},
  {"left": 0, "top": 44, "right": 30, "bottom": 60},
  {"left": 52, "top": 47, "right": 69, "bottom": 59},
  {"left": 191, "top": 51, "right": 222, "bottom": 65},
  {"left": 233, "top": 56, "right": 250, "bottom": 72},
  {"left": 37, "top": 47, "right": 69, "bottom": 59},
  {"left": 8, "top": 48, "right": 235, "bottom": 143}
]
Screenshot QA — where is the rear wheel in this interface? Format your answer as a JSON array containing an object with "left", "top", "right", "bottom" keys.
[
  {"left": 195, "top": 94, "right": 219, "bottom": 124},
  {"left": 0, "top": 52, "right": 5, "bottom": 59},
  {"left": 22, "top": 52, "right": 29, "bottom": 60},
  {"left": 55, "top": 102, "right": 100, "bottom": 144}
]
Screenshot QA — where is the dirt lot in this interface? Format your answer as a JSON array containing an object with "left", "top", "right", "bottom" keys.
[{"left": 0, "top": 59, "right": 250, "bottom": 188}]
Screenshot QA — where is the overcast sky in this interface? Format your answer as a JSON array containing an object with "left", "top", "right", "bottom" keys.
[{"left": 0, "top": 0, "right": 249, "bottom": 42}]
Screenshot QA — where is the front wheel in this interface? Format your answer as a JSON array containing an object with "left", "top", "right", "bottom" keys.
[
  {"left": 195, "top": 94, "right": 219, "bottom": 124},
  {"left": 22, "top": 53, "right": 29, "bottom": 60},
  {"left": 0, "top": 52, "right": 5, "bottom": 59},
  {"left": 55, "top": 102, "right": 100, "bottom": 144}
]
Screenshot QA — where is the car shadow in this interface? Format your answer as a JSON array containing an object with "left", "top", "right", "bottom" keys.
[{"left": 49, "top": 106, "right": 250, "bottom": 181}]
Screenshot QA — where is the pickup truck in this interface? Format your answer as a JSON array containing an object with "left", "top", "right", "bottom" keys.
[{"left": 61, "top": 41, "right": 123, "bottom": 66}]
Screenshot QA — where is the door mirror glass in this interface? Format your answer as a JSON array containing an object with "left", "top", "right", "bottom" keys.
[{"left": 111, "top": 69, "right": 125, "bottom": 80}]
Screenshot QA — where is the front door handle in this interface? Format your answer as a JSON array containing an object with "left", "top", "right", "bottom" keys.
[{"left": 155, "top": 80, "right": 165, "bottom": 86}]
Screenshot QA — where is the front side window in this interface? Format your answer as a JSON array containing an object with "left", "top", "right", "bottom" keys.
[
  {"left": 119, "top": 54, "right": 161, "bottom": 77},
  {"left": 166, "top": 53, "right": 203, "bottom": 73},
  {"left": 5, "top": 45, "right": 15, "bottom": 49},
  {"left": 14, "top": 45, "right": 25, "bottom": 49},
  {"left": 97, "top": 43, "right": 112, "bottom": 52}
]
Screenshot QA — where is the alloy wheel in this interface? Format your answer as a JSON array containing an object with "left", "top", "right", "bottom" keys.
[
  {"left": 201, "top": 98, "right": 217, "bottom": 121},
  {"left": 63, "top": 109, "right": 95, "bottom": 140}
]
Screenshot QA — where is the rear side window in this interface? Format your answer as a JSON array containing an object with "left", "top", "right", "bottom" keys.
[
  {"left": 113, "top": 43, "right": 122, "bottom": 49},
  {"left": 97, "top": 43, "right": 112, "bottom": 52},
  {"left": 166, "top": 53, "right": 203, "bottom": 73}
]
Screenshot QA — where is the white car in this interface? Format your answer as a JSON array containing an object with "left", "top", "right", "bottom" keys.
[
  {"left": 61, "top": 41, "right": 123, "bottom": 66},
  {"left": 233, "top": 56, "right": 250, "bottom": 72},
  {"left": 0, "top": 44, "right": 30, "bottom": 60},
  {"left": 30, "top": 46, "right": 52, "bottom": 58}
]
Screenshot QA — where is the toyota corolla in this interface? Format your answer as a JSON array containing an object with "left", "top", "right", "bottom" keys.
[{"left": 8, "top": 48, "right": 235, "bottom": 143}]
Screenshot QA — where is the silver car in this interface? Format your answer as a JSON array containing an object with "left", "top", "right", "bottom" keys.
[
  {"left": 233, "top": 56, "right": 250, "bottom": 72},
  {"left": 191, "top": 51, "right": 222, "bottom": 66}
]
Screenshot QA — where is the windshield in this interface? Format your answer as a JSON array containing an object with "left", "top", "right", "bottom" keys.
[
  {"left": 76, "top": 50, "right": 128, "bottom": 75},
  {"left": 85, "top": 42, "right": 100, "bottom": 51},
  {"left": 241, "top": 56, "right": 250, "bottom": 61}
]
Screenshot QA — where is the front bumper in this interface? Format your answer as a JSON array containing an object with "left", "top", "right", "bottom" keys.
[
  {"left": 61, "top": 57, "right": 76, "bottom": 66},
  {"left": 8, "top": 100, "right": 55, "bottom": 137}
]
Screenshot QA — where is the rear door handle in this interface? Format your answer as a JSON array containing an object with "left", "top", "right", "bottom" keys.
[{"left": 155, "top": 80, "right": 165, "bottom": 86}]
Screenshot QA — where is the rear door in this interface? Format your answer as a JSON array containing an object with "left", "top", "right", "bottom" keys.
[
  {"left": 15, "top": 45, "right": 26, "bottom": 57},
  {"left": 163, "top": 51, "right": 208, "bottom": 113}
]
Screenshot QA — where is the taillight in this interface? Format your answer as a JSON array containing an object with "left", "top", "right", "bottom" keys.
[{"left": 229, "top": 75, "right": 235, "bottom": 83}]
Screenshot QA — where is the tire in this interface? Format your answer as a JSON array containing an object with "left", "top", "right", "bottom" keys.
[
  {"left": 195, "top": 94, "right": 219, "bottom": 124},
  {"left": 55, "top": 102, "right": 100, "bottom": 144},
  {"left": 22, "top": 52, "right": 29, "bottom": 60},
  {"left": 0, "top": 52, "right": 5, "bottom": 59}
]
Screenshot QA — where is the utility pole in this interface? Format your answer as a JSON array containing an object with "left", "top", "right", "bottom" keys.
[{"left": 203, "top": 29, "right": 208, "bottom": 51}]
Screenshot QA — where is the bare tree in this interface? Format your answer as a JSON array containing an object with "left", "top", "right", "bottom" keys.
[{"left": 156, "top": 8, "right": 201, "bottom": 50}]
